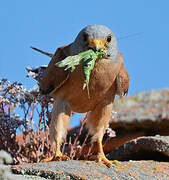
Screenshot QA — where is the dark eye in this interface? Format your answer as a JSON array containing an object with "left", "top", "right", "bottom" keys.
[{"left": 106, "top": 35, "right": 112, "bottom": 43}]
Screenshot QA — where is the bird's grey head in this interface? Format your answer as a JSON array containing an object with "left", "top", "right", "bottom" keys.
[{"left": 70, "top": 24, "right": 119, "bottom": 62}]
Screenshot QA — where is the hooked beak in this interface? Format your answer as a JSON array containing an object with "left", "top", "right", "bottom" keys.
[{"left": 87, "top": 39, "right": 107, "bottom": 52}]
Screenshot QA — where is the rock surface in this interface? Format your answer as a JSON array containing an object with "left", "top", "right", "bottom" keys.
[
  {"left": 111, "top": 89, "right": 169, "bottom": 135},
  {"left": 11, "top": 160, "right": 169, "bottom": 180},
  {"left": 11, "top": 135, "right": 169, "bottom": 179},
  {"left": 0, "top": 150, "right": 14, "bottom": 180},
  {"left": 108, "top": 135, "right": 169, "bottom": 161}
]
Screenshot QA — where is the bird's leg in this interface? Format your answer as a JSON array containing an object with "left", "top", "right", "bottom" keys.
[
  {"left": 51, "top": 138, "right": 70, "bottom": 161},
  {"left": 86, "top": 99, "right": 116, "bottom": 167},
  {"left": 44, "top": 138, "right": 67, "bottom": 162},
  {"left": 43, "top": 98, "right": 71, "bottom": 162}
]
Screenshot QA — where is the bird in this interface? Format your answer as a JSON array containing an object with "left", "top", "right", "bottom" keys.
[{"left": 32, "top": 24, "right": 129, "bottom": 167}]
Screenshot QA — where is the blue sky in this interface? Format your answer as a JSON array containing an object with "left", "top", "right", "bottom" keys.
[{"left": 1, "top": 1, "right": 169, "bottom": 126}]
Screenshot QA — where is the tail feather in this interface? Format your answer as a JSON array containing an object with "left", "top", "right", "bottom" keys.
[{"left": 30, "top": 46, "right": 54, "bottom": 57}]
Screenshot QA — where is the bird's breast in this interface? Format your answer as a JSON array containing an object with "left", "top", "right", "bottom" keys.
[{"left": 56, "top": 57, "right": 122, "bottom": 113}]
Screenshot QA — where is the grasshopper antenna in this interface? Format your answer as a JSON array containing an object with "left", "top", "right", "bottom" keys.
[{"left": 118, "top": 32, "right": 142, "bottom": 41}]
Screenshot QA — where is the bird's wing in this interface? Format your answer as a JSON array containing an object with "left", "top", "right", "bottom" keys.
[
  {"left": 116, "top": 53, "right": 129, "bottom": 97},
  {"left": 40, "top": 44, "right": 72, "bottom": 95}
]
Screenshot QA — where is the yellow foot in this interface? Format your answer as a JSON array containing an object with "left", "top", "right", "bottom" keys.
[
  {"left": 90, "top": 153, "right": 112, "bottom": 168},
  {"left": 112, "top": 160, "right": 120, "bottom": 166},
  {"left": 43, "top": 152, "right": 70, "bottom": 162}
]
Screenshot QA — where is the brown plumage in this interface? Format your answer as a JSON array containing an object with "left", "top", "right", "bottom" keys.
[
  {"left": 37, "top": 25, "right": 129, "bottom": 167},
  {"left": 116, "top": 53, "right": 129, "bottom": 97}
]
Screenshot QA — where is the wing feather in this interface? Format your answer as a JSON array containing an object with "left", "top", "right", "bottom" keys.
[
  {"left": 40, "top": 44, "right": 72, "bottom": 94},
  {"left": 116, "top": 53, "right": 129, "bottom": 97}
]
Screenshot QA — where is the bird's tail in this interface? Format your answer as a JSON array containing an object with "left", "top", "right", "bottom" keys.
[{"left": 30, "top": 46, "right": 54, "bottom": 57}]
